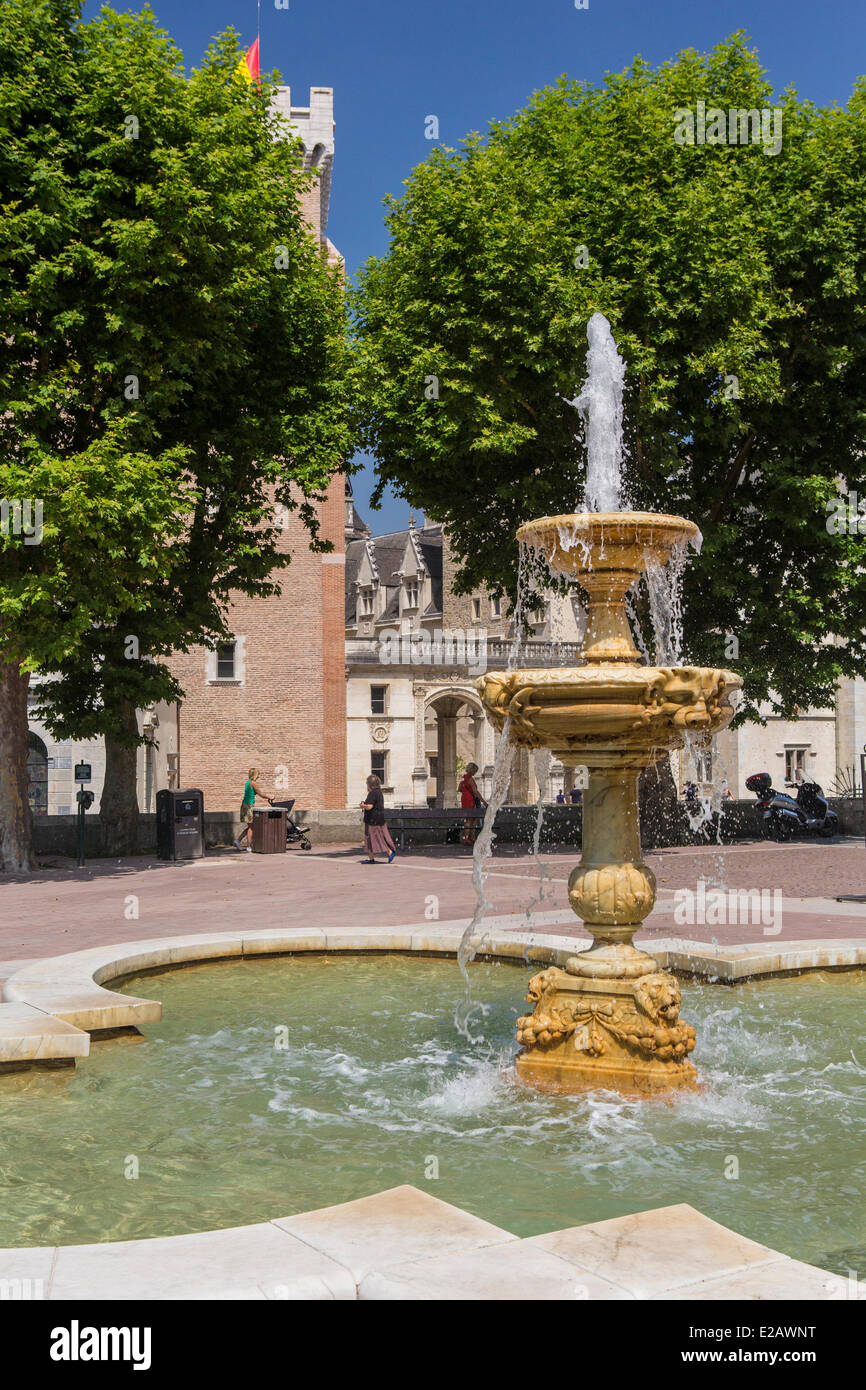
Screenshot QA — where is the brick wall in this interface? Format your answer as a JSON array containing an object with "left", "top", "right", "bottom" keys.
[{"left": 170, "top": 475, "right": 346, "bottom": 812}]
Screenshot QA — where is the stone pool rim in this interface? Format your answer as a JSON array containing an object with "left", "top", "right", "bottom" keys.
[
  {"left": 1, "top": 925, "right": 865, "bottom": 1301},
  {"left": 3, "top": 922, "right": 866, "bottom": 1066}
]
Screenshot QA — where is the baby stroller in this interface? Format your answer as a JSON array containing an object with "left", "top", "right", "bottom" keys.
[{"left": 269, "top": 798, "right": 312, "bottom": 851}]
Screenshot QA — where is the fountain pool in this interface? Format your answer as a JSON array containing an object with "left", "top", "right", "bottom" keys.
[{"left": 0, "top": 953, "right": 863, "bottom": 1274}]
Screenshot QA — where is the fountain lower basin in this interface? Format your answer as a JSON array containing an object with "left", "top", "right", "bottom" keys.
[{"left": 0, "top": 952, "right": 861, "bottom": 1280}]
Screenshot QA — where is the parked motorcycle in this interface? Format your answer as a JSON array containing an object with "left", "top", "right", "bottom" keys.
[{"left": 745, "top": 772, "right": 838, "bottom": 841}]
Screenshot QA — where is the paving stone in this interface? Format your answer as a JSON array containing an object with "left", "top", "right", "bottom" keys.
[
  {"left": 528, "top": 1203, "right": 781, "bottom": 1298},
  {"left": 359, "top": 1237, "right": 632, "bottom": 1300},
  {"left": 49, "top": 1222, "right": 355, "bottom": 1301},
  {"left": 275, "top": 1184, "right": 515, "bottom": 1281}
]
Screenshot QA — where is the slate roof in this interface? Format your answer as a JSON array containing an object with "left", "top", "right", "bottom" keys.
[{"left": 345, "top": 526, "right": 443, "bottom": 626}]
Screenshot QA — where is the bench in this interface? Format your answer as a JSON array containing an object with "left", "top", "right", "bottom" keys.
[{"left": 387, "top": 807, "right": 486, "bottom": 849}]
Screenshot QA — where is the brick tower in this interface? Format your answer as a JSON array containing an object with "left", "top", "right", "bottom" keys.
[{"left": 167, "top": 88, "right": 346, "bottom": 812}]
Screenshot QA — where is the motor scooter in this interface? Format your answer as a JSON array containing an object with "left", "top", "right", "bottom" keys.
[{"left": 745, "top": 772, "right": 838, "bottom": 841}]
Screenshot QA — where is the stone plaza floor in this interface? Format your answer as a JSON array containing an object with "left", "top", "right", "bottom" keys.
[{"left": 1, "top": 834, "right": 864, "bottom": 985}]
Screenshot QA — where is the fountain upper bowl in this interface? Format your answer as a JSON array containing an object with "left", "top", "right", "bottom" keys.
[
  {"left": 477, "top": 663, "right": 742, "bottom": 767},
  {"left": 517, "top": 512, "right": 700, "bottom": 578}
]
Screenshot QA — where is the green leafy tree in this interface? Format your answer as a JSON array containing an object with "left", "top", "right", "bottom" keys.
[
  {"left": 1, "top": 0, "right": 353, "bottom": 865},
  {"left": 0, "top": 431, "right": 194, "bottom": 871},
  {"left": 352, "top": 33, "right": 866, "bottom": 727}
]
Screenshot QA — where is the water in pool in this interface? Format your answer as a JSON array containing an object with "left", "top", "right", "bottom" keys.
[{"left": 0, "top": 954, "right": 863, "bottom": 1275}]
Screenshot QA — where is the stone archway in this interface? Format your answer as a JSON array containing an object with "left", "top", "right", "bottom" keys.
[{"left": 424, "top": 689, "right": 488, "bottom": 807}]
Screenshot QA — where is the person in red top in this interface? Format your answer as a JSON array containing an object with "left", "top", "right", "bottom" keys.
[{"left": 459, "top": 762, "right": 487, "bottom": 846}]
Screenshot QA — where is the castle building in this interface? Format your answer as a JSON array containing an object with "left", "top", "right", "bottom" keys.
[
  {"left": 344, "top": 499, "right": 866, "bottom": 811},
  {"left": 344, "top": 492, "right": 584, "bottom": 808}
]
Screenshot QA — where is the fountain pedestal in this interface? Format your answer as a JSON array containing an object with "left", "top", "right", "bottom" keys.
[{"left": 478, "top": 512, "right": 742, "bottom": 1094}]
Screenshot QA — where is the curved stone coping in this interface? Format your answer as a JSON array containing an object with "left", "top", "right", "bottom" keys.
[
  {"left": 2, "top": 940, "right": 865, "bottom": 1301},
  {"left": 1, "top": 925, "right": 865, "bottom": 1065},
  {"left": 0, "top": 1185, "right": 860, "bottom": 1302}
]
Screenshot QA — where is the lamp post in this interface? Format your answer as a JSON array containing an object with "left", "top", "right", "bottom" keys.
[{"left": 74, "top": 762, "right": 94, "bottom": 868}]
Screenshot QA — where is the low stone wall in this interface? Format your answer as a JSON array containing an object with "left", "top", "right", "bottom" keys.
[
  {"left": 33, "top": 812, "right": 237, "bottom": 857},
  {"left": 31, "top": 797, "right": 864, "bottom": 858},
  {"left": 33, "top": 815, "right": 157, "bottom": 858},
  {"left": 830, "top": 796, "right": 864, "bottom": 837}
]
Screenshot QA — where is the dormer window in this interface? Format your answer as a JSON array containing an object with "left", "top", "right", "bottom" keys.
[
  {"left": 358, "top": 587, "right": 374, "bottom": 618},
  {"left": 405, "top": 581, "right": 419, "bottom": 609}
]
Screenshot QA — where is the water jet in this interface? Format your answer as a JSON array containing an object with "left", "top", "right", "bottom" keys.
[{"left": 478, "top": 318, "right": 742, "bottom": 1093}]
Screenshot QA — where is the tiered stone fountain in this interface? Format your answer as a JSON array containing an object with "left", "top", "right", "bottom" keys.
[{"left": 477, "top": 319, "right": 742, "bottom": 1094}]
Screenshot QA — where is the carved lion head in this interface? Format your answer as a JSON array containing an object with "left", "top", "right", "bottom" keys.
[{"left": 634, "top": 972, "right": 681, "bottom": 1023}]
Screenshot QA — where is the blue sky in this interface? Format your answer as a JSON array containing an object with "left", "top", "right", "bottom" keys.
[{"left": 85, "top": 0, "right": 866, "bottom": 533}]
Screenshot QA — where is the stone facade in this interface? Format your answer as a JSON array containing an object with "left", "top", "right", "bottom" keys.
[
  {"left": 678, "top": 703, "right": 843, "bottom": 800},
  {"left": 346, "top": 507, "right": 866, "bottom": 811},
  {"left": 345, "top": 508, "right": 584, "bottom": 808}
]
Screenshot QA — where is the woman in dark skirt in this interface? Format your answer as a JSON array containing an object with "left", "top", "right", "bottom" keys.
[{"left": 360, "top": 774, "right": 397, "bottom": 864}]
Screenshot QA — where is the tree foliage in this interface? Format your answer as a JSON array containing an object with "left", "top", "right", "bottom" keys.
[
  {"left": 352, "top": 33, "right": 866, "bottom": 718},
  {"left": 0, "top": 0, "right": 353, "bottom": 864}
]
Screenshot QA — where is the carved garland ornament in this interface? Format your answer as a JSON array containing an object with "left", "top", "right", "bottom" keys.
[{"left": 516, "top": 967, "right": 696, "bottom": 1063}]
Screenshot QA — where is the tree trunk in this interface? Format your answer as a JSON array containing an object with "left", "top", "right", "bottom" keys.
[
  {"left": 639, "top": 755, "right": 683, "bottom": 850},
  {"left": 0, "top": 661, "right": 35, "bottom": 873},
  {"left": 99, "top": 699, "right": 141, "bottom": 856}
]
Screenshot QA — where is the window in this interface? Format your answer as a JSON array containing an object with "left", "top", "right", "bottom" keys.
[
  {"left": 371, "top": 751, "right": 387, "bottom": 782},
  {"left": 472, "top": 597, "right": 482, "bottom": 621},
  {"left": 490, "top": 597, "right": 502, "bottom": 619},
  {"left": 216, "top": 642, "right": 236, "bottom": 679},
  {"left": 785, "top": 747, "right": 807, "bottom": 783},
  {"left": 358, "top": 587, "right": 374, "bottom": 618},
  {"left": 405, "top": 582, "right": 419, "bottom": 608},
  {"left": 370, "top": 685, "right": 387, "bottom": 715}
]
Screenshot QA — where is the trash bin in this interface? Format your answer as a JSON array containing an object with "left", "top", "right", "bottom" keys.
[
  {"left": 156, "top": 788, "right": 204, "bottom": 860},
  {"left": 252, "top": 806, "right": 286, "bottom": 854}
]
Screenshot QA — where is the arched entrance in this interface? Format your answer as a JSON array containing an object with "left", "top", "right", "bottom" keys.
[
  {"left": 425, "top": 691, "right": 488, "bottom": 807},
  {"left": 27, "top": 733, "right": 49, "bottom": 816}
]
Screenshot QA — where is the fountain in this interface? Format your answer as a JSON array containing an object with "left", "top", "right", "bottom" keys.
[{"left": 477, "top": 315, "right": 742, "bottom": 1094}]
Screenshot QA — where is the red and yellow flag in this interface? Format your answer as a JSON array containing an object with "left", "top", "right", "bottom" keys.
[{"left": 235, "top": 38, "right": 260, "bottom": 86}]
